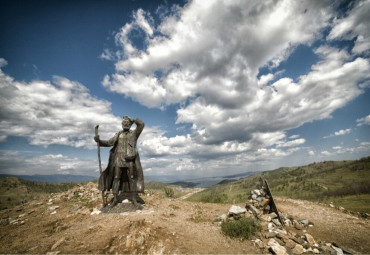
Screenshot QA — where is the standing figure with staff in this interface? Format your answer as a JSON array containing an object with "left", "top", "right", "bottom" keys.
[{"left": 94, "top": 116, "right": 145, "bottom": 207}]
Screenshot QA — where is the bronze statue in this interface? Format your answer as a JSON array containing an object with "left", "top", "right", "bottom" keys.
[{"left": 94, "top": 116, "right": 145, "bottom": 207}]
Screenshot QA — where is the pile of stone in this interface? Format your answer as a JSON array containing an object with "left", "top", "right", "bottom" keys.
[{"left": 216, "top": 180, "right": 357, "bottom": 255}]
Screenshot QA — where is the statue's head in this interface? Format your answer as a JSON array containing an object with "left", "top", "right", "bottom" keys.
[{"left": 122, "top": 116, "right": 133, "bottom": 131}]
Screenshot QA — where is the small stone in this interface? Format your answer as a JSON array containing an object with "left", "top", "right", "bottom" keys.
[
  {"left": 50, "top": 211, "right": 57, "bottom": 215},
  {"left": 51, "top": 237, "right": 65, "bottom": 251},
  {"left": 305, "top": 233, "right": 316, "bottom": 245},
  {"left": 254, "top": 239, "right": 264, "bottom": 249},
  {"left": 136, "top": 236, "right": 145, "bottom": 246},
  {"left": 69, "top": 205, "right": 82, "bottom": 213},
  {"left": 246, "top": 204, "right": 260, "bottom": 216},
  {"left": 49, "top": 206, "right": 59, "bottom": 211},
  {"left": 261, "top": 198, "right": 270, "bottom": 207},
  {"left": 253, "top": 189, "right": 261, "bottom": 196},
  {"left": 260, "top": 214, "right": 271, "bottom": 222},
  {"left": 284, "top": 219, "right": 291, "bottom": 226},
  {"left": 285, "top": 239, "right": 297, "bottom": 249},
  {"left": 228, "top": 205, "right": 246, "bottom": 215},
  {"left": 256, "top": 197, "right": 263, "bottom": 202},
  {"left": 90, "top": 208, "right": 101, "bottom": 215},
  {"left": 264, "top": 205, "right": 271, "bottom": 211},
  {"left": 329, "top": 203, "right": 335, "bottom": 208},
  {"left": 265, "top": 231, "right": 277, "bottom": 238},
  {"left": 292, "top": 244, "right": 304, "bottom": 254},
  {"left": 272, "top": 218, "right": 282, "bottom": 226},
  {"left": 216, "top": 214, "right": 228, "bottom": 222},
  {"left": 268, "top": 239, "right": 288, "bottom": 255},
  {"left": 46, "top": 252, "right": 60, "bottom": 255},
  {"left": 268, "top": 223, "right": 274, "bottom": 230},
  {"left": 251, "top": 194, "right": 257, "bottom": 200},
  {"left": 332, "top": 245, "right": 344, "bottom": 255},
  {"left": 313, "top": 248, "right": 320, "bottom": 254},
  {"left": 299, "top": 219, "right": 309, "bottom": 226},
  {"left": 294, "top": 221, "right": 304, "bottom": 230},
  {"left": 122, "top": 199, "right": 131, "bottom": 204},
  {"left": 269, "top": 212, "right": 278, "bottom": 219},
  {"left": 320, "top": 246, "right": 336, "bottom": 255}
]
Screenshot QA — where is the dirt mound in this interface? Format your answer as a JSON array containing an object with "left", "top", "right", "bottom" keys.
[{"left": 0, "top": 182, "right": 369, "bottom": 254}]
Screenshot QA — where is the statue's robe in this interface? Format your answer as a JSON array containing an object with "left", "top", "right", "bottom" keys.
[{"left": 98, "top": 119, "right": 145, "bottom": 193}]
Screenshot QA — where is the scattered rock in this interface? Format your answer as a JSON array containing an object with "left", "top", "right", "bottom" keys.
[
  {"left": 51, "top": 237, "right": 65, "bottom": 251},
  {"left": 260, "top": 214, "right": 271, "bottom": 222},
  {"left": 246, "top": 204, "right": 260, "bottom": 216},
  {"left": 268, "top": 238, "right": 288, "bottom": 255},
  {"left": 332, "top": 245, "right": 344, "bottom": 255},
  {"left": 216, "top": 214, "right": 228, "bottom": 222},
  {"left": 90, "top": 208, "right": 101, "bottom": 215},
  {"left": 228, "top": 205, "right": 246, "bottom": 216},
  {"left": 265, "top": 231, "right": 277, "bottom": 238},
  {"left": 272, "top": 218, "right": 282, "bottom": 226},
  {"left": 305, "top": 233, "right": 316, "bottom": 245},
  {"left": 294, "top": 221, "right": 304, "bottom": 230},
  {"left": 299, "top": 219, "right": 309, "bottom": 226},
  {"left": 69, "top": 205, "right": 82, "bottom": 213},
  {"left": 136, "top": 236, "right": 145, "bottom": 246},
  {"left": 46, "top": 251, "right": 60, "bottom": 255},
  {"left": 320, "top": 245, "right": 337, "bottom": 255},
  {"left": 269, "top": 212, "right": 278, "bottom": 219},
  {"left": 253, "top": 239, "right": 264, "bottom": 249},
  {"left": 285, "top": 239, "right": 297, "bottom": 250},
  {"left": 292, "top": 244, "right": 304, "bottom": 254}
]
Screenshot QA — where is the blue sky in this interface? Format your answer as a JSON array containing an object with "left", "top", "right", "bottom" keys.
[{"left": 0, "top": 0, "right": 369, "bottom": 181}]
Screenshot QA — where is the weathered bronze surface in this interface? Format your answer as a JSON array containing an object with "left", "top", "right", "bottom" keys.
[{"left": 94, "top": 116, "right": 145, "bottom": 208}]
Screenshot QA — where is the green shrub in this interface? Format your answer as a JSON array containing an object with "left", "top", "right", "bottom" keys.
[
  {"left": 221, "top": 217, "right": 261, "bottom": 240},
  {"left": 164, "top": 187, "right": 174, "bottom": 198}
]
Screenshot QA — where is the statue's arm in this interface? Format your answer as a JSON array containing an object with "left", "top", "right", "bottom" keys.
[
  {"left": 134, "top": 118, "right": 145, "bottom": 138},
  {"left": 95, "top": 133, "right": 118, "bottom": 147}
]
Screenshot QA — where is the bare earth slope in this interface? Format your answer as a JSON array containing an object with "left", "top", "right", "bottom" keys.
[
  {"left": 277, "top": 198, "right": 370, "bottom": 254},
  {"left": 0, "top": 183, "right": 369, "bottom": 254}
]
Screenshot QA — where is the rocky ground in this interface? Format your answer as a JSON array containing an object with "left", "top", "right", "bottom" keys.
[{"left": 0, "top": 182, "right": 369, "bottom": 254}]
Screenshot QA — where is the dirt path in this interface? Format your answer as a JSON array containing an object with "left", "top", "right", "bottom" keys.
[
  {"left": 277, "top": 198, "right": 370, "bottom": 254},
  {"left": 178, "top": 188, "right": 205, "bottom": 200}
]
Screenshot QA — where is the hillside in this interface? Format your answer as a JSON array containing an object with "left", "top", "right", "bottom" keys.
[
  {"left": 0, "top": 177, "right": 84, "bottom": 210},
  {"left": 187, "top": 157, "right": 370, "bottom": 214},
  {"left": 0, "top": 182, "right": 369, "bottom": 254}
]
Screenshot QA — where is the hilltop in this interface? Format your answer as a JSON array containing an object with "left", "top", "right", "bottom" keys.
[
  {"left": 0, "top": 181, "right": 369, "bottom": 254},
  {"left": 187, "top": 156, "right": 370, "bottom": 214}
]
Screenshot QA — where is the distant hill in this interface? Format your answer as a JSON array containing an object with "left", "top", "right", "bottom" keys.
[
  {"left": 187, "top": 156, "right": 370, "bottom": 214},
  {"left": 0, "top": 174, "right": 97, "bottom": 183},
  {"left": 168, "top": 181, "right": 199, "bottom": 188}
]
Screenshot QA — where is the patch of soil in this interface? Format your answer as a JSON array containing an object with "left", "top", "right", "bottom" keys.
[{"left": 277, "top": 197, "right": 370, "bottom": 254}]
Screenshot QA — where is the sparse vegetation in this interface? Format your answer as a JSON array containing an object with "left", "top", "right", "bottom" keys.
[
  {"left": 187, "top": 156, "right": 370, "bottom": 213},
  {"left": 0, "top": 177, "right": 84, "bottom": 210},
  {"left": 221, "top": 217, "right": 261, "bottom": 240},
  {"left": 164, "top": 187, "right": 175, "bottom": 198}
]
